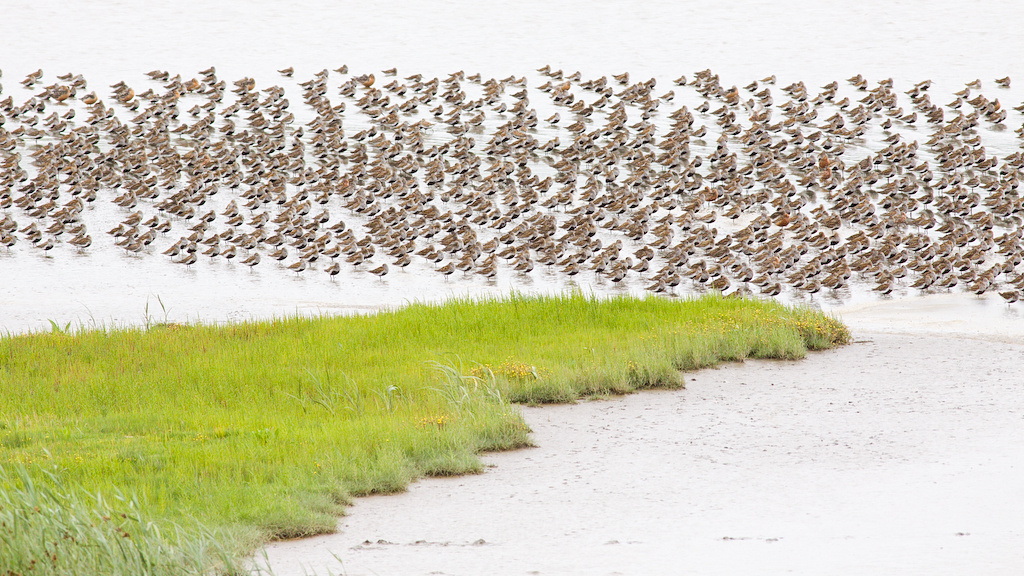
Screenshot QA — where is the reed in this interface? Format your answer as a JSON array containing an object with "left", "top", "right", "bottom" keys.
[{"left": 0, "top": 292, "right": 848, "bottom": 573}]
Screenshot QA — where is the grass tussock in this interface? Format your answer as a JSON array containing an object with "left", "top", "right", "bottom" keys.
[{"left": 0, "top": 292, "right": 848, "bottom": 573}]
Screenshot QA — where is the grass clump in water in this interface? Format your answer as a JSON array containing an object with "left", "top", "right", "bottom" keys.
[{"left": 0, "top": 292, "right": 848, "bottom": 572}]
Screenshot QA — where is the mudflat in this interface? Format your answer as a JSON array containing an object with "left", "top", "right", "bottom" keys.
[{"left": 258, "top": 325, "right": 1024, "bottom": 575}]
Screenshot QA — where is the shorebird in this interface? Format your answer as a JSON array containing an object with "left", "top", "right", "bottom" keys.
[
  {"left": 241, "top": 251, "right": 260, "bottom": 270},
  {"left": 269, "top": 246, "right": 289, "bottom": 261},
  {"left": 607, "top": 262, "right": 628, "bottom": 283},
  {"left": 175, "top": 252, "right": 197, "bottom": 267},
  {"left": 68, "top": 234, "right": 92, "bottom": 250},
  {"left": 36, "top": 237, "right": 55, "bottom": 253},
  {"left": 437, "top": 261, "right": 456, "bottom": 279},
  {"left": 21, "top": 69, "right": 43, "bottom": 87},
  {"left": 325, "top": 261, "right": 341, "bottom": 279}
]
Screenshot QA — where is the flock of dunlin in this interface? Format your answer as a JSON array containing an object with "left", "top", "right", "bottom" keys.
[{"left": 1, "top": 65, "right": 1023, "bottom": 303}]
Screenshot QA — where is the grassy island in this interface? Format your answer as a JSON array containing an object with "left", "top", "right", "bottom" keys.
[{"left": 0, "top": 293, "right": 849, "bottom": 575}]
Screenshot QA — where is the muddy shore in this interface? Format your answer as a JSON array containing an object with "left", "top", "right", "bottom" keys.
[{"left": 257, "top": 311, "right": 1024, "bottom": 576}]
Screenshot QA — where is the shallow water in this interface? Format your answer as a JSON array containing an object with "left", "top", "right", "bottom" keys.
[
  {"left": 4, "top": 0, "right": 1022, "bottom": 87},
  {"left": 3, "top": 2, "right": 1024, "bottom": 574},
  {"left": 2, "top": 0, "right": 1024, "bottom": 335}
]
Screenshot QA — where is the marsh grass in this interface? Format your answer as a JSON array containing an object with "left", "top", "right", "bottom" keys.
[
  {"left": 0, "top": 292, "right": 848, "bottom": 573},
  {"left": 0, "top": 465, "right": 254, "bottom": 576}
]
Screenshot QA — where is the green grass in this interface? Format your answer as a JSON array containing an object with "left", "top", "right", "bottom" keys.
[
  {"left": 0, "top": 292, "right": 849, "bottom": 574},
  {"left": 0, "top": 466, "right": 250, "bottom": 576}
]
